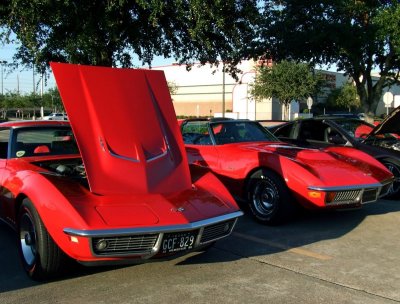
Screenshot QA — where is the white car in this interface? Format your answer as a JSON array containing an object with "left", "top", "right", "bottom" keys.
[{"left": 43, "top": 113, "right": 68, "bottom": 120}]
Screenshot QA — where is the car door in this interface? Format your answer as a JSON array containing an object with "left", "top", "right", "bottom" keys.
[
  {"left": 273, "top": 120, "right": 326, "bottom": 148},
  {"left": 295, "top": 120, "right": 332, "bottom": 148},
  {"left": 271, "top": 121, "right": 297, "bottom": 143}
]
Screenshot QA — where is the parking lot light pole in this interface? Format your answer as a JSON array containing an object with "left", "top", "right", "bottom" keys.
[
  {"left": 222, "top": 61, "right": 225, "bottom": 118},
  {"left": 0, "top": 60, "right": 7, "bottom": 95}
]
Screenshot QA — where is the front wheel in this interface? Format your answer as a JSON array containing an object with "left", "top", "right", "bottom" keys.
[
  {"left": 382, "top": 160, "right": 400, "bottom": 199},
  {"left": 17, "top": 198, "right": 66, "bottom": 280},
  {"left": 248, "top": 170, "right": 295, "bottom": 225}
]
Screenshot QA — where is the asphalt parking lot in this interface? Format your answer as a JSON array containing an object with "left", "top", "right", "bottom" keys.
[{"left": 1, "top": 198, "right": 400, "bottom": 304}]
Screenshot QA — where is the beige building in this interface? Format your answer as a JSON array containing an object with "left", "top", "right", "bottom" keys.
[
  {"left": 154, "top": 60, "right": 399, "bottom": 119},
  {"left": 154, "top": 62, "right": 239, "bottom": 118}
]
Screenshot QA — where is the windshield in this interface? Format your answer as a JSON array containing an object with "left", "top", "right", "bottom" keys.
[
  {"left": 12, "top": 126, "right": 79, "bottom": 158},
  {"left": 211, "top": 121, "right": 279, "bottom": 144}
]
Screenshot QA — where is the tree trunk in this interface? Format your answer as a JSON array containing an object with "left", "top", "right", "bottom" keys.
[
  {"left": 354, "top": 72, "right": 386, "bottom": 118},
  {"left": 282, "top": 101, "right": 290, "bottom": 120}
]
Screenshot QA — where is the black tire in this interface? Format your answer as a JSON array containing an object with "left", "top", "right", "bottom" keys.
[
  {"left": 17, "top": 198, "right": 65, "bottom": 280},
  {"left": 382, "top": 160, "right": 400, "bottom": 199},
  {"left": 247, "top": 170, "right": 296, "bottom": 225}
]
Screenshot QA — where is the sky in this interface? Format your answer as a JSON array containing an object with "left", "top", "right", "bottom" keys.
[
  {"left": 1, "top": 43, "right": 43, "bottom": 94},
  {"left": 1, "top": 42, "right": 173, "bottom": 95}
]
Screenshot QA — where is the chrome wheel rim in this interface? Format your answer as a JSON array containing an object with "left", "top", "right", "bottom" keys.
[
  {"left": 20, "top": 212, "right": 37, "bottom": 266},
  {"left": 252, "top": 180, "right": 279, "bottom": 216}
]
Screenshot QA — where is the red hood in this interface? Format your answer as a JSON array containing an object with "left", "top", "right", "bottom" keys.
[
  {"left": 370, "top": 105, "right": 400, "bottom": 136},
  {"left": 236, "top": 142, "right": 312, "bottom": 159},
  {"left": 51, "top": 63, "right": 191, "bottom": 195}
]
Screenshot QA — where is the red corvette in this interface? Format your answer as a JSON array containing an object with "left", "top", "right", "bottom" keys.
[
  {"left": 180, "top": 119, "right": 394, "bottom": 225},
  {"left": 0, "top": 63, "right": 242, "bottom": 280}
]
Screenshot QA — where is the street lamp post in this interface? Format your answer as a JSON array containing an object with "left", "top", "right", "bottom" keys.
[
  {"left": 0, "top": 60, "right": 7, "bottom": 95},
  {"left": 222, "top": 62, "right": 225, "bottom": 118},
  {"left": 307, "top": 96, "right": 313, "bottom": 118}
]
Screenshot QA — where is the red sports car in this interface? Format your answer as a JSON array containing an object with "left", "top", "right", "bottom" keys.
[
  {"left": 180, "top": 119, "right": 394, "bottom": 225},
  {"left": 0, "top": 63, "right": 242, "bottom": 280},
  {"left": 269, "top": 108, "right": 400, "bottom": 198}
]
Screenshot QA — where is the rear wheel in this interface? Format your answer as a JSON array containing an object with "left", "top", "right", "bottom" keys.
[
  {"left": 17, "top": 198, "right": 65, "bottom": 280},
  {"left": 382, "top": 160, "right": 400, "bottom": 199},
  {"left": 248, "top": 170, "right": 296, "bottom": 225}
]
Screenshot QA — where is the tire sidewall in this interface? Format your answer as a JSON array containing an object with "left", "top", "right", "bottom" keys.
[{"left": 17, "top": 199, "right": 45, "bottom": 279}]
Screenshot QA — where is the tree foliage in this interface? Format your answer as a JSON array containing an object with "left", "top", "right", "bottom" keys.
[
  {"left": 0, "top": 87, "right": 63, "bottom": 117},
  {"left": 326, "top": 82, "right": 361, "bottom": 112},
  {"left": 167, "top": 81, "right": 178, "bottom": 95},
  {"left": 0, "top": 0, "right": 258, "bottom": 77},
  {"left": 251, "top": 60, "right": 323, "bottom": 119},
  {"left": 257, "top": 0, "right": 400, "bottom": 116},
  {"left": 2, "top": 0, "right": 399, "bottom": 119}
]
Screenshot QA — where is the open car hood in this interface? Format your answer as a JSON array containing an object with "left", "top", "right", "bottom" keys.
[
  {"left": 370, "top": 105, "right": 400, "bottom": 136},
  {"left": 51, "top": 62, "right": 191, "bottom": 195}
]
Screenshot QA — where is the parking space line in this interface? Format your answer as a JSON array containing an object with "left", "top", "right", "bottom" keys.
[{"left": 232, "top": 232, "right": 333, "bottom": 261}]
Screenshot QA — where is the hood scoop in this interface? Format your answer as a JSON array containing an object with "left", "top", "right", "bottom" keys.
[{"left": 51, "top": 63, "right": 191, "bottom": 195}]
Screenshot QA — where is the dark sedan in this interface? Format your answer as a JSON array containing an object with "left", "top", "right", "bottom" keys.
[{"left": 270, "top": 107, "right": 400, "bottom": 198}]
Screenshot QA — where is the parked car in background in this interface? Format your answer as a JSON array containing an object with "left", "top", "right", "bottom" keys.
[
  {"left": 0, "top": 63, "right": 242, "bottom": 280},
  {"left": 43, "top": 113, "right": 68, "bottom": 120},
  {"left": 180, "top": 119, "right": 393, "bottom": 225},
  {"left": 270, "top": 107, "right": 400, "bottom": 198},
  {"left": 316, "top": 113, "right": 361, "bottom": 119}
]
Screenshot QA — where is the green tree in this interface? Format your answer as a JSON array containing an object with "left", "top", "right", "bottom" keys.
[
  {"left": 257, "top": 0, "right": 400, "bottom": 117},
  {"left": 0, "top": 0, "right": 259, "bottom": 77},
  {"left": 41, "top": 87, "right": 63, "bottom": 113},
  {"left": 326, "top": 82, "right": 361, "bottom": 112},
  {"left": 251, "top": 60, "right": 323, "bottom": 120},
  {"left": 7, "top": 92, "right": 26, "bottom": 109},
  {"left": 0, "top": 88, "right": 64, "bottom": 119},
  {"left": 26, "top": 92, "right": 43, "bottom": 117}
]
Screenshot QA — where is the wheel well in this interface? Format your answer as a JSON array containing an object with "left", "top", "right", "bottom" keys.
[
  {"left": 379, "top": 157, "right": 400, "bottom": 166},
  {"left": 377, "top": 157, "right": 400, "bottom": 172},
  {"left": 243, "top": 167, "right": 284, "bottom": 201}
]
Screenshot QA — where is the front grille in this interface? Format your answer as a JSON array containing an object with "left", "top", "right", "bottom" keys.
[
  {"left": 200, "top": 219, "right": 236, "bottom": 244},
  {"left": 331, "top": 190, "right": 361, "bottom": 204},
  {"left": 362, "top": 188, "right": 378, "bottom": 203},
  {"left": 92, "top": 234, "right": 159, "bottom": 256}
]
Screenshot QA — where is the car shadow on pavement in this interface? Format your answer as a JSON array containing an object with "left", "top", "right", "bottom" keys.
[
  {"left": 176, "top": 199, "right": 400, "bottom": 265},
  {"left": 0, "top": 222, "right": 140, "bottom": 292},
  {"left": 0, "top": 222, "right": 41, "bottom": 291},
  {"left": 1, "top": 199, "right": 399, "bottom": 291}
]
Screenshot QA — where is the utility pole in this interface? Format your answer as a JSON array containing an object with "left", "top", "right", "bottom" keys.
[
  {"left": 222, "top": 62, "right": 225, "bottom": 117},
  {"left": 33, "top": 62, "right": 36, "bottom": 95},
  {"left": 0, "top": 60, "right": 7, "bottom": 95},
  {"left": 41, "top": 73, "right": 44, "bottom": 97}
]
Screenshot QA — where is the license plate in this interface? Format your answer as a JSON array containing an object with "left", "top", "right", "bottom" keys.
[{"left": 161, "top": 231, "right": 197, "bottom": 254}]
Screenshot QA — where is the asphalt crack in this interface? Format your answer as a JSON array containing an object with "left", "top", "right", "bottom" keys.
[{"left": 214, "top": 245, "right": 400, "bottom": 303}]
